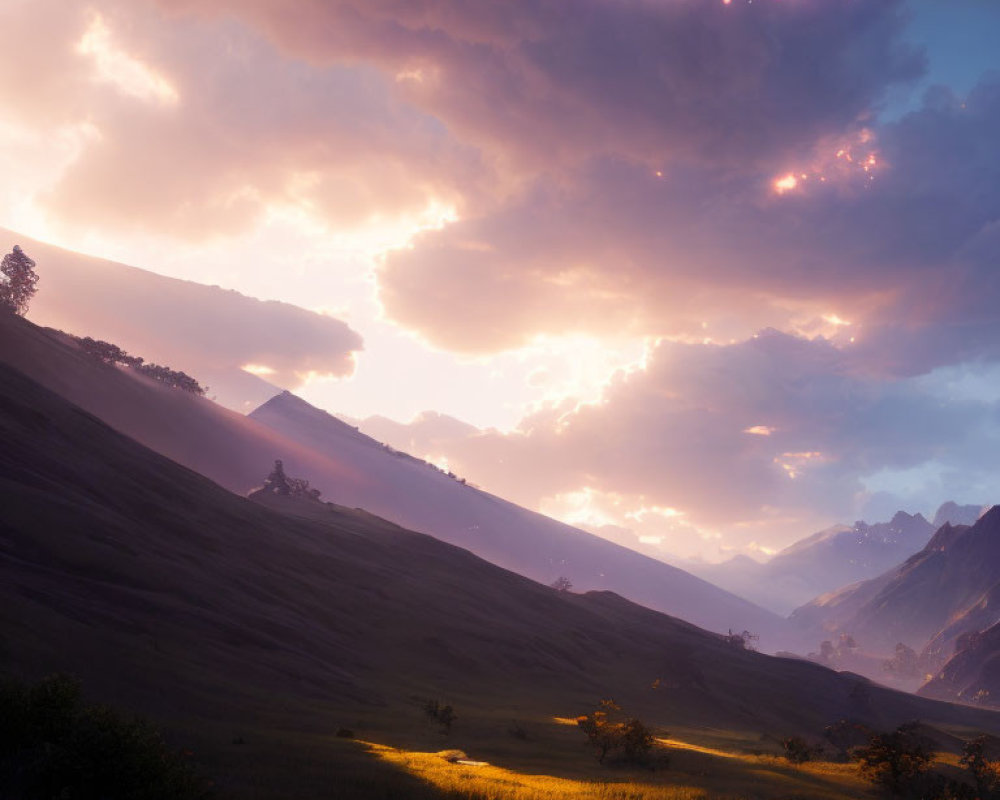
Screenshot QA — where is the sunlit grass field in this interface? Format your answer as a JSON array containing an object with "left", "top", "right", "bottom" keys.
[
  {"left": 346, "top": 715, "right": 883, "bottom": 800},
  {"left": 362, "top": 734, "right": 877, "bottom": 800}
]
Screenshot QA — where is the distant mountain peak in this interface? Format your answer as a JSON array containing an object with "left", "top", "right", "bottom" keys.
[
  {"left": 925, "top": 522, "right": 965, "bottom": 553},
  {"left": 890, "top": 510, "right": 925, "bottom": 526},
  {"left": 932, "top": 501, "right": 987, "bottom": 528}
]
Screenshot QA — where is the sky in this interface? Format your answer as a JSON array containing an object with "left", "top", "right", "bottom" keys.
[{"left": 1, "top": 0, "right": 999, "bottom": 561}]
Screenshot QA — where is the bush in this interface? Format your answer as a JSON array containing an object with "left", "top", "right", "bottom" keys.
[
  {"left": 74, "top": 336, "right": 206, "bottom": 395},
  {"left": 824, "top": 718, "right": 875, "bottom": 761},
  {"left": 959, "top": 736, "right": 1000, "bottom": 797},
  {"left": 855, "top": 721, "right": 935, "bottom": 797},
  {"left": 0, "top": 674, "right": 212, "bottom": 799},
  {"left": 577, "top": 699, "right": 658, "bottom": 766},
  {"left": 726, "top": 629, "right": 759, "bottom": 651},
  {"left": 782, "top": 735, "right": 817, "bottom": 764},
  {"left": 424, "top": 699, "right": 456, "bottom": 734},
  {"left": 508, "top": 722, "right": 528, "bottom": 740}
]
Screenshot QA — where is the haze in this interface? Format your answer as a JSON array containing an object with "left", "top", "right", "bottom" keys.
[{"left": 2, "top": 0, "right": 999, "bottom": 561}]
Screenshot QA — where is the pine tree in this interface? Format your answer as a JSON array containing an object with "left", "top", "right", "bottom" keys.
[{"left": 0, "top": 245, "right": 39, "bottom": 315}]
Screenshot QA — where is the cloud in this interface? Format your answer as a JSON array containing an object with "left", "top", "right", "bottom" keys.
[
  {"left": 381, "top": 76, "right": 1000, "bottom": 359},
  {"left": 3, "top": 0, "right": 999, "bottom": 554},
  {"left": 1, "top": 230, "right": 363, "bottom": 399},
  {"left": 363, "top": 329, "right": 999, "bottom": 554},
  {"left": 0, "top": 0, "right": 474, "bottom": 240}
]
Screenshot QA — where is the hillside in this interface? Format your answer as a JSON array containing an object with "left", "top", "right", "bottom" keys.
[
  {"left": 0, "top": 311, "right": 780, "bottom": 641},
  {"left": 0, "top": 227, "right": 360, "bottom": 411},
  {"left": 249, "top": 389, "right": 785, "bottom": 642},
  {"left": 920, "top": 618, "right": 1000, "bottom": 707},
  {"left": 5, "top": 360, "right": 1000, "bottom": 798}
]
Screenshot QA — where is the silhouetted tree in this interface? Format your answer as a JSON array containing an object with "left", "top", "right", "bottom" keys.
[
  {"left": 959, "top": 736, "right": 1000, "bottom": 797},
  {"left": 256, "top": 460, "right": 321, "bottom": 500},
  {"left": 819, "top": 640, "right": 836, "bottom": 662},
  {"left": 0, "top": 244, "right": 38, "bottom": 315},
  {"left": 423, "top": 700, "right": 456, "bottom": 734},
  {"left": 884, "top": 643, "right": 920, "bottom": 679},
  {"left": 782, "top": 735, "right": 817, "bottom": 764},
  {"left": 824, "top": 718, "right": 875, "bottom": 761},
  {"left": 855, "top": 721, "right": 935, "bottom": 797},
  {"left": 576, "top": 699, "right": 657, "bottom": 766},
  {"left": 264, "top": 460, "right": 291, "bottom": 495},
  {"left": 74, "top": 336, "right": 206, "bottom": 394},
  {"left": 726, "top": 629, "right": 759, "bottom": 651},
  {"left": 550, "top": 576, "right": 573, "bottom": 592}
]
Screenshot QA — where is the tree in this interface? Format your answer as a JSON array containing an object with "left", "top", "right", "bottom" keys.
[
  {"left": 550, "top": 576, "right": 573, "bottom": 592},
  {"left": 576, "top": 699, "right": 658, "bottom": 766},
  {"left": 0, "top": 245, "right": 38, "bottom": 315},
  {"left": 823, "top": 718, "right": 874, "bottom": 761},
  {"left": 782, "top": 735, "right": 817, "bottom": 764},
  {"left": 726, "top": 629, "right": 759, "bottom": 651},
  {"left": 884, "top": 643, "right": 920, "bottom": 679},
  {"left": 855, "top": 721, "right": 935, "bottom": 797},
  {"left": 423, "top": 699, "right": 456, "bottom": 734},
  {"left": 959, "top": 736, "right": 1000, "bottom": 797}
]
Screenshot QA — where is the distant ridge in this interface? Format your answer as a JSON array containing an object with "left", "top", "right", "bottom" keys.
[
  {"left": 687, "top": 510, "right": 937, "bottom": 614},
  {"left": 249, "top": 388, "right": 786, "bottom": 642}
]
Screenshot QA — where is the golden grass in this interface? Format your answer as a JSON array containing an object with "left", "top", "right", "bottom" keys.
[
  {"left": 364, "top": 743, "right": 709, "bottom": 800},
  {"left": 362, "top": 725, "right": 881, "bottom": 800}
]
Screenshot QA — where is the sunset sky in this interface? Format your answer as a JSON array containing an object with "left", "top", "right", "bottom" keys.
[{"left": 2, "top": 0, "right": 999, "bottom": 560}]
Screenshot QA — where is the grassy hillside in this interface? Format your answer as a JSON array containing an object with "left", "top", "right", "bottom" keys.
[
  {"left": 0, "top": 311, "right": 781, "bottom": 640},
  {"left": 3, "top": 361, "right": 1000, "bottom": 797}
]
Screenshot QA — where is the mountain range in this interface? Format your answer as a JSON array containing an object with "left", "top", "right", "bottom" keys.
[
  {"left": 687, "top": 506, "right": 983, "bottom": 614},
  {"left": 791, "top": 508, "right": 1000, "bottom": 690}
]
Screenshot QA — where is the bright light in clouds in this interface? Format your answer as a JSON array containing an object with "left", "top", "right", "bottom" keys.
[
  {"left": 773, "top": 174, "right": 798, "bottom": 194},
  {"left": 241, "top": 363, "right": 277, "bottom": 377},
  {"left": 773, "top": 129, "right": 883, "bottom": 197},
  {"left": 743, "top": 425, "right": 774, "bottom": 436},
  {"left": 822, "top": 313, "right": 851, "bottom": 327},
  {"left": 775, "top": 451, "right": 826, "bottom": 480},
  {"left": 540, "top": 488, "right": 622, "bottom": 529},
  {"left": 76, "top": 15, "right": 179, "bottom": 105}
]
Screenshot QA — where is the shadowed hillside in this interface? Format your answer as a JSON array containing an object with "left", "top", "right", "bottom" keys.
[
  {"left": 0, "top": 311, "right": 782, "bottom": 641},
  {"left": 6, "top": 363, "right": 1000, "bottom": 794}
]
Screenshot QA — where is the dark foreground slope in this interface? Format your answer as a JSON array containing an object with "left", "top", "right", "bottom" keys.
[
  {"left": 0, "top": 311, "right": 780, "bottom": 640},
  {"left": 4, "top": 361, "right": 1000, "bottom": 798}
]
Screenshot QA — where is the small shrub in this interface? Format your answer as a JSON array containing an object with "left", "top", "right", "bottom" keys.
[
  {"left": 508, "top": 722, "right": 528, "bottom": 740},
  {"left": 0, "top": 673, "right": 212, "bottom": 799},
  {"left": 782, "top": 735, "right": 816, "bottom": 764},
  {"left": 424, "top": 699, "right": 456, "bottom": 734},
  {"left": 959, "top": 736, "right": 1000, "bottom": 797},
  {"left": 726, "top": 629, "right": 759, "bottom": 651},
  {"left": 620, "top": 717, "right": 655, "bottom": 765}
]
